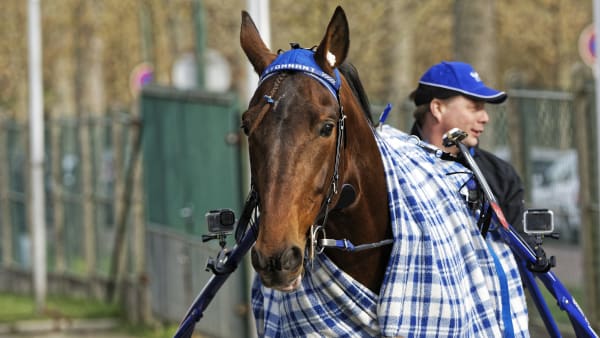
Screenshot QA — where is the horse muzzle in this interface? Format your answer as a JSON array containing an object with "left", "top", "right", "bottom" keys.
[{"left": 251, "top": 245, "right": 304, "bottom": 292}]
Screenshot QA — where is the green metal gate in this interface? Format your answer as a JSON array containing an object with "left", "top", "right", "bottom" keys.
[
  {"left": 140, "top": 85, "right": 250, "bottom": 337},
  {"left": 141, "top": 85, "right": 243, "bottom": 234}
]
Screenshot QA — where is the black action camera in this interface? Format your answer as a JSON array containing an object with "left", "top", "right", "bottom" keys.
[
  {"left": 523, "top": 209, "right": 554, "bottom": 235},
  {"left": 206, "top": 209, "right": 236, "bottom": 234}
]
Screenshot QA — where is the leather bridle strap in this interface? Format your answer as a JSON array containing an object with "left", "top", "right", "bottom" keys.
[{"left": 247, "top": 73, "right": 287, "bottom": 137}]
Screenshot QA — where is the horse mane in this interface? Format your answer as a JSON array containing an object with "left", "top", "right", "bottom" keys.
[{"left": 338, "top": 62, "right": 374, "bottom": 125}]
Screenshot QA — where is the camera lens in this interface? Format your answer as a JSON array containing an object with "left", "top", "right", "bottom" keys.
[{"left": 220, "top": 210, "right": 235, "bottom": 226}]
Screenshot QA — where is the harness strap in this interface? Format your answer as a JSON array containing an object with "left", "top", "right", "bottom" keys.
[
  {"left": 307, "top": 224, "right": 393, "bottom": 263},
  {"left": 247, "top": 73, "right": 287, "bottom": 137},
  {"left": 319, "top": 238, "right": 394, "bottom": 252}
]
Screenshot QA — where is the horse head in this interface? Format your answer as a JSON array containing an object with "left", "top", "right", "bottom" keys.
[{"left": 240, "top": 6, "right": 390, "bottom": 293}]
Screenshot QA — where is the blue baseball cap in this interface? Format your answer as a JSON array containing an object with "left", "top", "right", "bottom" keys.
[{"left": 413, "top": 61, "right": 507, "bottom": 105}]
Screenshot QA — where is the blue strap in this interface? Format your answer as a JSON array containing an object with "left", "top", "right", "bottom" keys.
[
  {"left": 486, "top": 237, "right": 515, "bottom": 337},
  {"left": 318, "top": 238, "right": 394, "bottom": 252},
  {"left": 378, "top": 103, "right": 392, "bottom": 125},
  {"left": 469, "top": 146, "right": 476, "bottom": 156},
  {"left": 466, "top": 176, "right": 478, "bottom": 190}
]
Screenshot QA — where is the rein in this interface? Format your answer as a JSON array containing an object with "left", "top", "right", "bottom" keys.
[{"left": 253, "top": 45, "right": 393, "bottom": 267}]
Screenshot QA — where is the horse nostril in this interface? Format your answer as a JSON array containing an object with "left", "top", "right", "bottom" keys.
[
  {"left": 251, "top": 248, "right": 267, "bottom": 271},
  {"left": 281, "top": 246, "right": 303, "bottom": 271},
  {"left": 251, "top": 248, "right": 281, "bottom": 272},
  {"left": 251, "top": 246, "right": 303, "bottom": 273}
]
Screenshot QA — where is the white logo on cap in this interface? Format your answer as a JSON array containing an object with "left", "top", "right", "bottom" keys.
[{"left": 470, "top": 71, "right": 481, "bottom": 82}]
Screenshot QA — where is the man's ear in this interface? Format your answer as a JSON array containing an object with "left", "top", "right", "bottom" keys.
[{"left": 429, "top": 98, "right": 444, "bottom": 122}]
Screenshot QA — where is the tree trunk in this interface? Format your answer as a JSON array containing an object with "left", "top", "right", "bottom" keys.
[
  {"left": 453, "top": 0, "right": 498, "bottom": 86},
  {"left": 0, "top": 117, "right": 12, "bottom": 268},
  {"left": 386, "top": 2, "right": 417, "bottom": 131}
]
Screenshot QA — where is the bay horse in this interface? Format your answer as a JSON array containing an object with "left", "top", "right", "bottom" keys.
[
  {"left": 241, "top": 6, "right": 529, "bottom": 337},
  {"left": 241, "top": 7, "right": 391, "bottom": 295}
]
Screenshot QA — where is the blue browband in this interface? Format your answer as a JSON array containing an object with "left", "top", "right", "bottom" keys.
[{"left": 259, "top": 47, "right": 341, "bottom": 99}]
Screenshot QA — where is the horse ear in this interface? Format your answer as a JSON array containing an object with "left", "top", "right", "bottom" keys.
[
  {"left": 240, "top": 11, "right": 277, "bottom": 75},
  {"left": 314, "top": 6, "right": 349, "bottom": 74}
]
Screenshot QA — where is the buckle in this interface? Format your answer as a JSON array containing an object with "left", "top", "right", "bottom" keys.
[{"left": 307, "top": 225, "right": 326, "bottom": 269}]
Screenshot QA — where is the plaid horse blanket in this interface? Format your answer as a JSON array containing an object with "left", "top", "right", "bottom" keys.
[{"left": 251, "top": 125, "right": 529, "bottom": 337}]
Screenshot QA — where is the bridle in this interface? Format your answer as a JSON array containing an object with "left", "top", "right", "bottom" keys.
[{"left": 247, "top": 45, "right": 393, "bottom": 267}]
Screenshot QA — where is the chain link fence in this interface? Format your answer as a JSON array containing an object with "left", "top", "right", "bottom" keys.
[
  {"left": 480, "top": 90, "right": 580, "bottom": 242},
  {"left": 483, "top": 90, "right": 574, "bottom": 149}
]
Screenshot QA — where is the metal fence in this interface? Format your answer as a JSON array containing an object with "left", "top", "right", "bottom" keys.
[
  {"left": 0, "top": 112, "right": 143, "bottom": 292},
  {"left": 482, "top": 89, "right": 575, "bottom": 151},
  {"left": 479, "top": 90, "right": 580, "bottom": 241},
  {"left": 146, "top": 224, "right": 251, "bottom": 337}
]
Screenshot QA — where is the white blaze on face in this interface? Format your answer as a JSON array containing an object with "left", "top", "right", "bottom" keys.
[{"left": 326, "top": 51, "right": 336, "bottom": 67}]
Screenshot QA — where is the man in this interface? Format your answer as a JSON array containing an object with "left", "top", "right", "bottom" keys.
[{"left": 409, "top": 60, "right": 525, "bottom": 232}]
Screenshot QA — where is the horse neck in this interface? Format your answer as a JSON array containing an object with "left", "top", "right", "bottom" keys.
[
  {"left": 324, "top": 97, "right": 392, "bottom": 294},
  {"left": 336, "top": 108, "right": 389, "bottom": 241}
]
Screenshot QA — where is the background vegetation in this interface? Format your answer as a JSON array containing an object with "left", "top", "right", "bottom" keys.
[{"left": 0, "top": 0, "right": 592, "bottom": 125}]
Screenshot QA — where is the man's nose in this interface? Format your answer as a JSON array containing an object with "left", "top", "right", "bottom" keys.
[{"left": 480, "top": 110, "right": 489, "bottom": 123}]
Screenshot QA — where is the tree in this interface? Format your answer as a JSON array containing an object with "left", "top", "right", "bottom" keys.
[{"left": 453, "top": 0, "right": 498, "bottom": 86}]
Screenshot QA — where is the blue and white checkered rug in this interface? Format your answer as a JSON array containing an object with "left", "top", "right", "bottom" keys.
[{"left": 252, "top": 125, "right": 529, "bottom": 337}]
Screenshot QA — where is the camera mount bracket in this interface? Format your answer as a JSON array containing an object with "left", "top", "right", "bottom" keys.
[
  {"left": 202, "top": 232, "right": 234, "bottom": 275},
  {"left": 526, "top": 232, "right": 559, "bottom": 273}
]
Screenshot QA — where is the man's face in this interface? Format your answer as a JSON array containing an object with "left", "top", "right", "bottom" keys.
[{"left": 438, "top": 96, "right": 489, "bottom": 148}]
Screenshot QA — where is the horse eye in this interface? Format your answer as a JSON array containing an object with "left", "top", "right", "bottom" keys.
[{"left": 320, "top": 122, "right": 335, "bottom": 137}]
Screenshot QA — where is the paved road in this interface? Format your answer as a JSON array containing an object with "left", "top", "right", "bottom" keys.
[
  {"left": 528, "top": 242, "right": 585, "bottom": 338},
  {"left": 0, "top": 318, "right": 138, "bottom": 338},
  {"left": 544, "top": 242, "right": 582, "bottom": 287}
]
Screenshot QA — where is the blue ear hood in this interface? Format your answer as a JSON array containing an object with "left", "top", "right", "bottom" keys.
[{"left": 259, "top": 48, "right": 341, "bottom": 98}]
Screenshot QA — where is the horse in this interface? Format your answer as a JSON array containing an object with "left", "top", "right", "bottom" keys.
[
  {"left": 241, "top": 6, "right": 529, "bottom": 337},
  {"left": 241, "top": 7, "right": 391, "bottom": 295}
]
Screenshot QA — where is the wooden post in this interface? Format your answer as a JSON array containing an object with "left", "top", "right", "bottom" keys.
[
  {"left": 0, "top": 118, "right": 13, "bottom": 268},
  {"left": 106, "top": 115, "right": 123, "bottom": 302},
  {"left": 78, "top": 117, "right": 96, "bottom": 282},
  {"left": 132, "top": 117, "right": 152, "bottom": 324},
  {"left": 50, "top": 121, "right": 66, "bottom": 273},
  {"left": 107, "top": 117, "right": 143, "bottom": 304}
]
